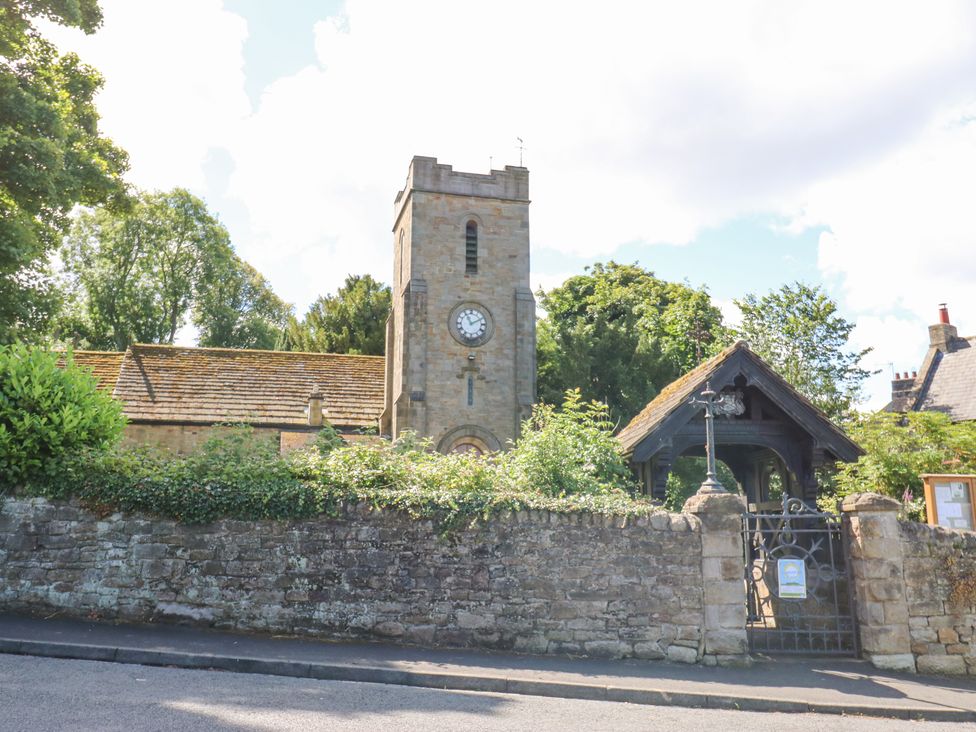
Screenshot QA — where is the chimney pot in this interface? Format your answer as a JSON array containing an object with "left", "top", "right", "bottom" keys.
[
  {"left": 939, "top": 303, "right": 950, "bottom": 325},
  {"left": 912, "top": 370, "right": 917, "bottom": 378},
  {"left": 895, "top": 372, "right": 901, "bottom": 380}
]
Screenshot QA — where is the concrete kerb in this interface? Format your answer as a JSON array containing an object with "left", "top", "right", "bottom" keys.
[{"left": 3, "top": 637, "right": 976, "bottom": 723}]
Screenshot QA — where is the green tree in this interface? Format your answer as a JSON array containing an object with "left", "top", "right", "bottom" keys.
[
  {"left": 0, "top": 342, "right": 124, "bottom": 487},
  {"left": 1, "top": 1, "right": 128, "bottom": 342},
  {"left": 536, "top": 262, "right": 724, "bottom": 425},
  {"left": 731, "top": 282, "right": 871, "bottom": 423},
  {"left": 194, "top": 258, "right": 291, "bottom": 350},
  {"left": 282, "top": 274, "right": 391, "bottom": 355},
  {"left": 834, "top": 411, "right": 976, "bottom": 506},
  {"left": 56, "top": 189, "right": 245, "bottom": 350}
]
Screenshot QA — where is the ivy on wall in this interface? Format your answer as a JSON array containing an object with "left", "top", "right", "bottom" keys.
[{"left": 13, "top": 392, "right": 658, "bottom": 533}]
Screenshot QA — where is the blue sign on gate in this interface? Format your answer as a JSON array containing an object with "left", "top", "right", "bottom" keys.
[{"left": 777, "top": 558, "right": 807, "bottom": 599}]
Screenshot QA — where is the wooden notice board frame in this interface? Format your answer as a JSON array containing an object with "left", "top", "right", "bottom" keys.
[{"left": 920, "top": 474, "right": 976, "bottom": 531}]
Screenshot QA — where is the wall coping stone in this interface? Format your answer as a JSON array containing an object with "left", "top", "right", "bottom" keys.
[
  {"left": 682, "top": 491, "right": 746, "bottom": 516},
  {"left": 841, "top": 492, "right": 900, "bottom": 513}
]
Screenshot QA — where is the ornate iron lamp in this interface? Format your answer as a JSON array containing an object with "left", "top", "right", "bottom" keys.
[{"left": 689, "top": 381, "right": 744, "bottom": 494}]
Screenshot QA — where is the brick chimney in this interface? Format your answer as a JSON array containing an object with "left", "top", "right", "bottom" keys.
[
  {"left": 307, "top": 385, "right": 324, "bottom": 426},
  {"left": 890, "top": 370, "right": 916, "bottom": 406},
  {"left": 929, "top": 303, "right": 958, "bottom": 352}
]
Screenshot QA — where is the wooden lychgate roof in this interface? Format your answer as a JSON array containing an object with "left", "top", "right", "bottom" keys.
[{"left": 618, "top": 341, "right": 862, "bottom": 464}]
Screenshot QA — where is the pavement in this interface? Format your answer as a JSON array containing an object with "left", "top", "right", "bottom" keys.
[{"left": 2, "top": 614, "right": 976, "bottom": 722}]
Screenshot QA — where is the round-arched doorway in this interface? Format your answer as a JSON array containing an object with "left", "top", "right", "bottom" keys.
[{"left": 437, "top": 425, "right": 501, "bottom": 455}]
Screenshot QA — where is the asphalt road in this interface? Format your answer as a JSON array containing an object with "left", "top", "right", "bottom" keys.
[{"left": 0, "top": 654, "right": 966, "bottom": 732}]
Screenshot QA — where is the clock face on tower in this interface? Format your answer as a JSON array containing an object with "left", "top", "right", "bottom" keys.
[
  {"left": 456, "top": 308, "right": 487, "bottom": 341},
  {"left": 449, "top": 303, "right": 493, "bottom": 346}
]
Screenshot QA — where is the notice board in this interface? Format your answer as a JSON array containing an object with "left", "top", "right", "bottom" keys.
[{"left": 921, "top": 475, "right": 976, "bottom": 531}]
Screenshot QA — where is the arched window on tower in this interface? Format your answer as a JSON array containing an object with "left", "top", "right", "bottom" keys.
[{"left": 465, "top": 220, "right": 478, "bottom": 274}]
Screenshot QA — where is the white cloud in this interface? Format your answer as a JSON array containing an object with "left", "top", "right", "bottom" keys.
[
  {"left": 811, "top": 106, "right": 976, "bottom": 318},
  {"left": 797, "top": 103, "right": 976, "bottom": 407},
  {"left": 42, "top": 0, "right": 250, "bottom": 192},
  {"left": 222, "top": 0, "right": 976, "bottom": 310},
  {"left": 38, "top": 0, "right": 976, "bottom": 397},
  {"left": 715, "top": 299, "right": 742, "bottom": 330},
  {"left": 849, "top": 314, "right": 930, "bottom": 411}
]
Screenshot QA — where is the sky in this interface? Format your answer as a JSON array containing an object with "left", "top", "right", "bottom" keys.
[{"left": 43, "top": 0, "right": 976, "bottom": 410}]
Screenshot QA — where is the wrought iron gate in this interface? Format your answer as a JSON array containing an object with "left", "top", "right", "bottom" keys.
[{"left": 742, "top": 496, "right": 857, "bottom": 655}]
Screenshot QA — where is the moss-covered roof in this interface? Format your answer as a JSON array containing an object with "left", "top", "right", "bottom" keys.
[{"left": 65, "top": 345, "right": 386, "bottom": 429}]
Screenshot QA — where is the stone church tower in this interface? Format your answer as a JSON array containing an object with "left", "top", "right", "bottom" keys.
[{"left": 380, "top": 156, "right": 535, "bottom": 453}]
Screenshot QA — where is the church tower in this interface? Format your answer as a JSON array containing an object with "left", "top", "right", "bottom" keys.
[{"left": 380, "top": 156, "right": 535, "bottom": 453}]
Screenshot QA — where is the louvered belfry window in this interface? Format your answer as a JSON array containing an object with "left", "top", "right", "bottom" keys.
[{"left": 465, "top": 220, "right": 478, "bottom": 274}]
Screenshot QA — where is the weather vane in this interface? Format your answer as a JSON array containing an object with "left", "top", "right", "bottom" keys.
[
  {"left": 517, "top": 137, "right": 525, "bottom": 167},
  {"left": 689, "top": 381, "right": 744, "bottom": 494}
]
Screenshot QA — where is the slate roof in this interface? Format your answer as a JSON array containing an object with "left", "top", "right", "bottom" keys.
[
  {"left": 617, "top": 340, "right": 862, "bottom": 462},
  {"left": 65, "top": 351, "right": 125, "bottom": 392},
  {"left": 913, "top": 338, "right": 976, "bottom": 422}
]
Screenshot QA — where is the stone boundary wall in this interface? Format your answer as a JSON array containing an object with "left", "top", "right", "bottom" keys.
[
  {"left": 843, "top": 492, "right": 976, "bottom": 675},
  {"left": 901, "top": 521, "right": 976, "bottom": 675},
  {"left": 0, "top": 497, "right": 741, "bottom": 663}
]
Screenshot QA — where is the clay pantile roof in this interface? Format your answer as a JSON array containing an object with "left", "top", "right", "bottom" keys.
[
  {"left": 915, "top": 338, "right": 976, "bottom": 422},
  {"left": 114, "top": 344, "right": 385, "bottom": 429},
  {"left": 617, "top": 341, "right": 745, "bottom": 454},
  {"left": 63, "top": 351, "right": 125, "bottom": 392}
]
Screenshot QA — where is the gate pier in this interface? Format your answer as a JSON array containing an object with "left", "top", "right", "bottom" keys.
[
  {"left": 684, "top": 490, "right": 751, "bottom": 666},
  {"left": 840, "top": 493, "right": 916, "bottom": 672}
]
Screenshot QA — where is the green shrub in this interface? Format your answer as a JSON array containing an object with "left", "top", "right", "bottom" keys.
[
  {"left": 43, "top": 428, "right": 322, "bottom": 524},
  {"left": 834, "top": 411, "right": 976, "bottom": 512},
  {"left": 0, "top": 343, "right": 124, "bottom": 487},
  {"left": 503, "top": 389, "right": 636, "bottom": 497},
  {"left": 311, "top": 423, "right": 344, "bottom": 455},
  {"left": 21, "top": 390, "right": 658, "bottom": 531}
]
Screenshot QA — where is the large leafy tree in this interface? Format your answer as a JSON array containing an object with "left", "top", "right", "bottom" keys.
[
  {"left": 537, "top": 262, "right": 724, "bottom": 426},
  {"left": 56, "top": 188, "right": 278, "bottom": 350},
  {"left": 731, "top": 282, "right": 871, "bottom": 423},
  {"left": 1, "top": 0, "right": 128, "bottom": 342},
  {"left": 194, "top": 258, "right": 291, "bottom": 350},
  {"left": 282, "top": 274, "right": 391, "bottom": 355}
]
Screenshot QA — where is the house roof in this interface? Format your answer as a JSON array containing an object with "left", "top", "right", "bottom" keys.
[
  {"left": 112, "top": 344, "right": 385, "bottom": 428},
  {"left": 913, "top": 337, "right": 976, "bottom": 422},
  {"left": 617, "top": 340, "right": 862, "bottom": 463},
  {"left": 65, "top": 351, "right": 125, "bottom": 392}
]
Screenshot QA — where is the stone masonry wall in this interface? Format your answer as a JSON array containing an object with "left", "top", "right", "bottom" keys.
[
  {"left": 901, "top": 520, "right": 976, "bottom": 675},
  {"left": 0, "top": 497, "right": 708, "bottom": 662},
  {"left": 843, "top": 492, "right": 976, "bottom": 675},
  {"left": 122, "top": 423, "right": 241, "bottom": 455}
]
